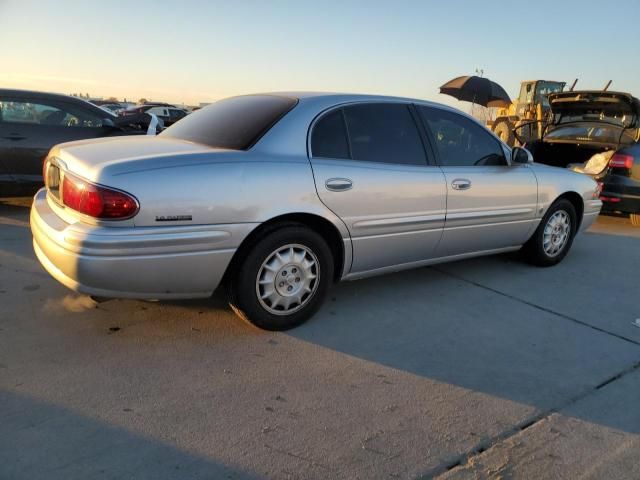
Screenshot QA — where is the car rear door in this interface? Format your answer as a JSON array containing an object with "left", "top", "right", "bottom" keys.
[
  {"left": 0, "top": 96, "right": 111, "bottom": 185},
  {"left": 309, "top": 102, "right": 446, "bottom": 274},
  {"left": 417, "top": 105, "right": 538, "bottom": 257}
]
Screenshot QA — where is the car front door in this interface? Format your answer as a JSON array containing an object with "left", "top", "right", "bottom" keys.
[
  {"left": 309, "top": 102, "right": 447, "bottom": 274},
  {"left": 0, "top": 97, "right": 110, "bottom": 186},
  {"left": 417, "top": 105, "right": 538, "bottom": 257}
]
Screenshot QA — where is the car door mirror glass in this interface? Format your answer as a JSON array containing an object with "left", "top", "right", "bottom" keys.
[{"left": 512, "top": 146, "right": 533, "bottom": 164}]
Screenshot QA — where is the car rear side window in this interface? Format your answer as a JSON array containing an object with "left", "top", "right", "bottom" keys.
[
  {"left": 311, "top": 109, "right": 350, "bottom": 159},
  {"left": 418, "top": 106, "right": 507, "bottom": 167},
  {"left": 161, "top": 95, "right": 298, "bottom": 150},
  {"left": 342, "top": 103, "right": 427, "bottom": 165}
]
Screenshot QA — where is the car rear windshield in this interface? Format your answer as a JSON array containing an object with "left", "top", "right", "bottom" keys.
[{"left": 160, "top": 95, "right": 298, "bottom": 150}]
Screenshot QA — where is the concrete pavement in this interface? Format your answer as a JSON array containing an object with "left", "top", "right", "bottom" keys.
[{"left": 1, "top": 197, "right": 639, "bottom": 479}]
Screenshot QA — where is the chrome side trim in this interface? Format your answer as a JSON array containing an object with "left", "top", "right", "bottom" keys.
[
  {"left": 353, "top": 226, "right": 445, "bottom": 241},
  {"left": 445, "top": 207, "right": 535, "bottom": 221},
  {"left": 443, "top": 218, "right": 539, "bottom": 231},
  {"left": 64, "top": 228, "right": 232, "bottom": 251},
  {"left": 353, "top": 213, "right": 446, "bottom": 230}
]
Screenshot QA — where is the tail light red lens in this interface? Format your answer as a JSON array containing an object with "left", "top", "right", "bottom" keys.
[
  {"left": 61, "top": 173, "right": 138, "bottom": 219},
  {"left": 609, "top": 153, "right": 634, "bottom": 169}
]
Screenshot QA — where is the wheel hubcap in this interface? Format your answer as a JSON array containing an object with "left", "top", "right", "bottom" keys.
[
  {"left": 256, "top": 244, "right": 319, "bottom": 315},
  {"left": 543, "top": 210, "right": 571, "bottom": 257}
]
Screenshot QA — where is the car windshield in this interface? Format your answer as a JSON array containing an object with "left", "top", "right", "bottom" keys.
[
  {"left": 160, "top": 95, "right": 298, "bottom": 150},
  {"left": 536, "top": 82, "right": 564, "bottom": 107}
]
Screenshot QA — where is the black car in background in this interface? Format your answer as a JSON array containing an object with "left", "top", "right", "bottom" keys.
[
  {"left": 0, "top": 89, "right": 153, "bottom": 196},
  {"left": 120, "top": 103, "right": 188, "bottom": 127},
  {"left": 525, "top": 91, "right": 640, "bottom": 226}
]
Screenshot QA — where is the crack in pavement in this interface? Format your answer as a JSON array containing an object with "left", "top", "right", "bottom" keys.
[
  {"left": 414, "top": 267, "right": 640, "bottom": 479},
  {"left": 419, "top": 360, "right": 640, "bottom": 479},
  {"left": 432, "top": 267, "right": 640, "bottom": 348}
]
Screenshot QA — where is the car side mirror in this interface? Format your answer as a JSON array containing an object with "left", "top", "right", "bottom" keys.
[{"left": 512, "top": 146, "right": 534, "bottom": 164}]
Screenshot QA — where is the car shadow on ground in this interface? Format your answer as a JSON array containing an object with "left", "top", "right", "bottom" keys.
[
  {"left": 283, "top": 230, "right": 640, "bottom": 434},
  {"left": 0, "top": 389, "right": 258, "bottom": 480},
  {"left": 0, "top": 201, "right": 40, "bottom": 264}
]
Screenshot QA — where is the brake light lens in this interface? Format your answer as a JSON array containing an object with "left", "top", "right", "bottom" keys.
[
  {"left": 609, "top": 153, "right": 634, "bottom": 169},
  {"left": 61, "top": 173, "right": 138, "bottom": 219}
]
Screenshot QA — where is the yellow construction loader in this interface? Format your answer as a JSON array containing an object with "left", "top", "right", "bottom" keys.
[{"left": 491, "top": 79, "right": 575, "bottom": 146}]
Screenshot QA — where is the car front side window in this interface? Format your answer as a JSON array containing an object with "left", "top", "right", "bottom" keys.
[{"left": 418, "top": 106, "right": 507, "bottom": 167}]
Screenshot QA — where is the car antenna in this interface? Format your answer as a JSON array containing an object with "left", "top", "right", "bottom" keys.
[
  {"left": 603, "top": 80, "right": 612, "bottom": 91},
  {"left": 568, "top": 78, "right": 578, "bottom": 91}
]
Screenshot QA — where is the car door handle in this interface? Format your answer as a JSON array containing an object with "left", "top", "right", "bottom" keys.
[
  {"left": 325, "top": 178, "right": 353, "bottom": 192},
  {"left": 3, "top": 134, "right": 26, "bottom": 141},
  {"left": 451, "top": 179, "right": 471, "bottom": 191}
]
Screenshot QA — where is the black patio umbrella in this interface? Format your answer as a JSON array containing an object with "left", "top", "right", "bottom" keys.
[{"left": 439, "top": 75, "right": 511, "bottom": 107}]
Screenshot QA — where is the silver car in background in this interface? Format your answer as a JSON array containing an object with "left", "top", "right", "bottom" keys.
[{"left": 31, "top": 93, "right": 602, "bottom": 330}]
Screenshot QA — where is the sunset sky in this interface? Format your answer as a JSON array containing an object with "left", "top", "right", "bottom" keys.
[{"left": 2, "top": 0, "right": 639, "bottom": 108}]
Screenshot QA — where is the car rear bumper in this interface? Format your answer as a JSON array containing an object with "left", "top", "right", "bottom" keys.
[
  {"left": 579, "top": 199, "right": 602, "bottom": 232},
  {"left": 600, "top": 175, "right": 640, "bottom": 214},
  {"left": 600, "top": 192, "right": 640, "bottom": 215},
  {"left": 30, "top": 189, "right": 255, "bottom": 299}
]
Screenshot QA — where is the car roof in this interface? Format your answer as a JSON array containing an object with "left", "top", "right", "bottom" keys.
[
  {"left": 240, "top": 91, "right": 455, "bottom": 111},
  {"left": 250, "top": 91, "right": 497, "bottom": 156},
  {"left": 0, "top": 88, "right": 87, "bottom": 102}
]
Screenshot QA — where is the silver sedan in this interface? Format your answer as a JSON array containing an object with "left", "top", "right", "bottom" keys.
[{"left": 31, "top": 93, "right": 602, "bottom": 330}]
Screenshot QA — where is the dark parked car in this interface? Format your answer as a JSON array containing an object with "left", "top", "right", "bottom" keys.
[
  {"left": 120, "top": 104, "right": 188, "bottom": 127},
  {"left": 0, "top": 89, "right": 153, "bottom": 195},
  {"left": 97, "top": 103, "right": 125, "bottom": 115},
  {"left": 525, "top": 91, "right": 640, "bottom": 226}
]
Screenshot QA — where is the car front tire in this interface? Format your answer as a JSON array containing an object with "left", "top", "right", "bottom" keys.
[
  {"left": 522, "top": 199, "right": 577, "bottom": 267},
  {"left": 228, "top": 224, "right": 333, "bottom": 331}
]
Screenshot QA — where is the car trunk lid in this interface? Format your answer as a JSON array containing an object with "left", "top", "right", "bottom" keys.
[
  {"left": 548, "top": 91, "right": 639, "bottom": 121},
  {"left": 542, "top": 92, "right": 640, "bottom": 151},
  {"left": 47, "top": 135, "right": 218, "bottom": 182}
]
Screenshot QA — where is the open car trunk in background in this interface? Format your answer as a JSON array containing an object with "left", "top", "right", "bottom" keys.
[{"left": 528, "top": 91, "right": 640, "bottom": 172}]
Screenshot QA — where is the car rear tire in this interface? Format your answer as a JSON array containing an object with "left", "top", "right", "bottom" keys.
[
  {"left": 492, "top": 119, "right": 515, "bottom": 146},
  {"left": 522, "top": 199, "right": 577, "bottom": 267},
  {"left": 228, "top": 224, "right": 333, "bottom": 331},
  {"left": 630, "top": 213, "right": 640, "bottom": 227}
]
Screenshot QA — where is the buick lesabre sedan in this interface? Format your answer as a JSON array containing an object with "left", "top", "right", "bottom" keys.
[{"left": 31, "top": 93, "right": 602, "bottom": 330}]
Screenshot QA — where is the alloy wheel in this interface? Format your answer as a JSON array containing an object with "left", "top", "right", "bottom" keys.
[
  {"left": 255, "top": 244, "right": 320, "bottom": 315},
  {"left": 542, "top": 210, "right": 571, "bottom": 257}
]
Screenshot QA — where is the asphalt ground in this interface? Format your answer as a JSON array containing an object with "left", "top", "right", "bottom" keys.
[{"left": 1, "top": 196, "right": 639, "bottom": 479}]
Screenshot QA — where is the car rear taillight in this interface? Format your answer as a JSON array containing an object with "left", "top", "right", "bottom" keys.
[
  {"left": 61, "top": 173, "right": 138, "bottom": 219},
  {"left": 609, "top": 153, "right": 634, "bottom": 169}
]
